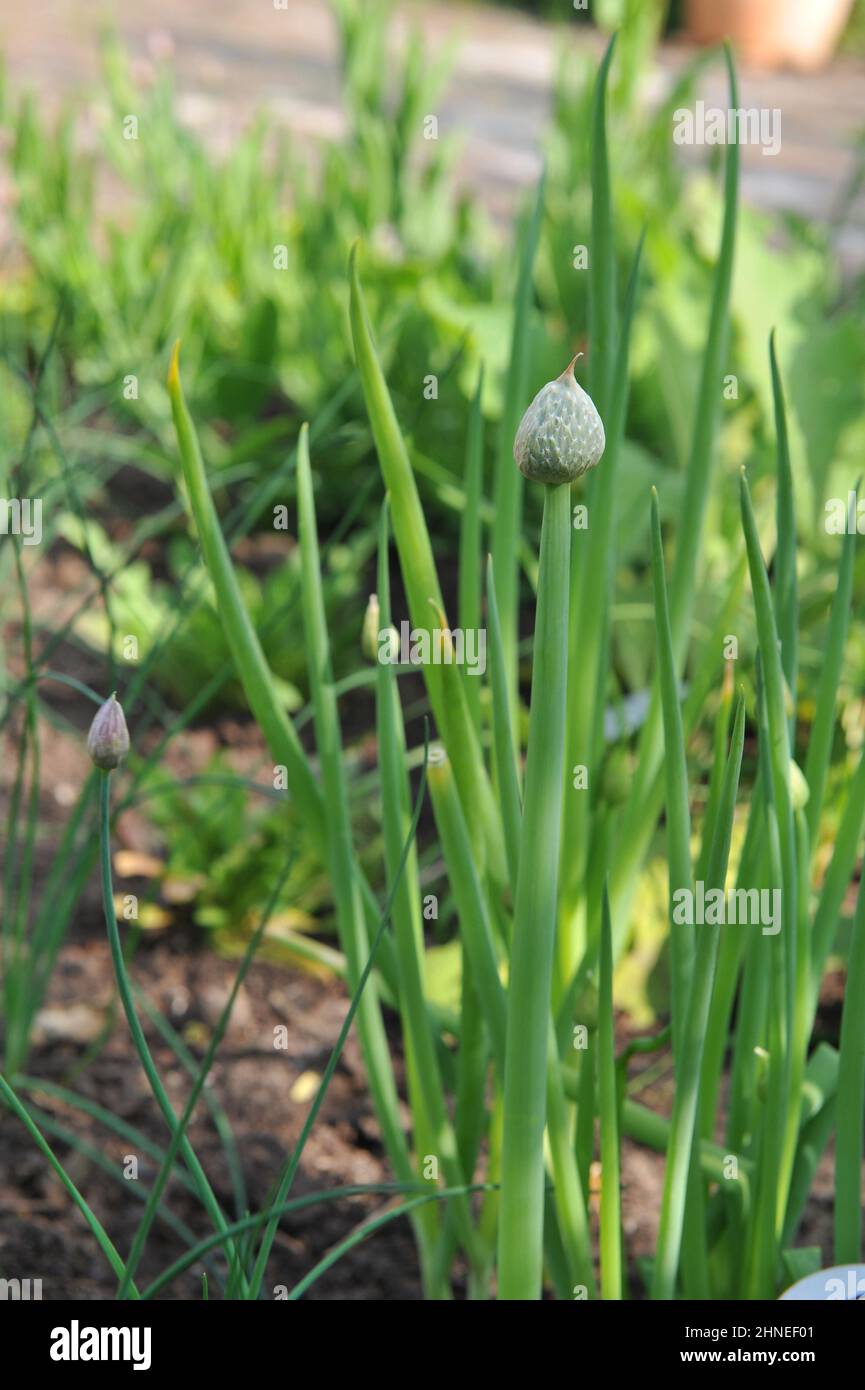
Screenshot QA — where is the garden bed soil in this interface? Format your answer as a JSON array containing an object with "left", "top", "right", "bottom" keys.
[{"left": 0, "top": 920, "right": 839, "bottom": 1300}]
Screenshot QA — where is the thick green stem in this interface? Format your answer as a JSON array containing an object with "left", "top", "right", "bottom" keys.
[
  {"left": 498, "top": 482, "right": 571, "bottom": 1300},
  {"left": 598, "top": 885, "right": 622, "bottom": 1300}
]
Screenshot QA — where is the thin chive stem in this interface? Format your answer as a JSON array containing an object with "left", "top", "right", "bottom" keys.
[
  {"left": 97, "top": 771, "right": 246, "bottom": 1291},
  {"left": 140, "top": 1182, "right": 490, "bottom": 1302},
  {"left": 0, "top": 1071, "right": 136, "bottom": 1294},
  {"left": 116, "top": 849, "right": 296, "bottom": 1298}
]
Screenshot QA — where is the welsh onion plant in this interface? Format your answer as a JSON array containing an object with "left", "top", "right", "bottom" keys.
[
  {"left": 154, "top": 198, "right": 862, "bottom": 1298},
  {"left": 4, "top": 34, "right": 865, "bottom": 1304}
]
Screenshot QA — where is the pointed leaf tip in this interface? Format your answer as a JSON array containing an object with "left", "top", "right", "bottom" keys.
[{"left": 167, "top": 339, "right": 182, "bottom": 393}]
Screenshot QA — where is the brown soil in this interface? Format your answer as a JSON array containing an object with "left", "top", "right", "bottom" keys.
[
  {"left": 0, "top": 912, "right": 838, "bottom": 1300},
  {"left": 1, "top": 929, "right": 425, "bottom": 1301}
]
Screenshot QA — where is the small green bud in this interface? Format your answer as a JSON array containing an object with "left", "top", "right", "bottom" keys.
[
  {"left": 362, "top": 594, "right": 381, "bottom": 663},
  {"left": 362, "top": 595, "right": 400, "bottom": 664},
  {"left": 87, "top": 693, "right": 130, "bottom": 771},
  {"left": 574, "top": 974, "right": 599, "bottom": 1032},
  {"left": 513, "top": 356, "right": 605, "bottom": 485},
  {"left": 753, "top": 1045, "right": 769, "bottom": 1104},
  {"left": 601, "top": 747, "right": 632, "bottom": 807},
  {"left": 790, "top": 760, "right": 809, "bottom": 812}
]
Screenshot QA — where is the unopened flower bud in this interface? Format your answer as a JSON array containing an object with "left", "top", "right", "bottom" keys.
[
  {"left": 362, "top": 594, "right": 399, "bottom": 666},
  {"left": 362, "top": 594, "right": 381, "bottom": 663},
  {"left": 574, "top": 976, "right": 599, "bottom": 1033},
  {"left": 87, "top": 693, "right": 130, "bottom": 771},
  {"left": 513, "top": 356, "right": 605, "bottom": 486},
  {"left": 601, "top": 747, "right": 632, "bottom": 807},
  {"left": 790, "top": 760, "right": 809, "bottom": 812}
]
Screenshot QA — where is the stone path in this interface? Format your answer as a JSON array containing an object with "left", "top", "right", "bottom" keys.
[{"left": 3, "top": 0, "right": 864, "bottom": 269}]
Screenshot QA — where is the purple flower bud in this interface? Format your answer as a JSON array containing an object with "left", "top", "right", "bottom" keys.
[{"left": 87, "top": 693, "right": 130, "bottom": 771}]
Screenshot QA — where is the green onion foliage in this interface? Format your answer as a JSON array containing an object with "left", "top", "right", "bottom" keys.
[{"left": 5, "top": 32, "right": 864, "bottom": 1304}]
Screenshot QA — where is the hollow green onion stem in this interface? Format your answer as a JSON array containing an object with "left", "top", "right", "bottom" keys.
[
  {"left": 598, "top": 884, "right": 621, "bottom": 1299},
  {"left": 498, "top": 480, "right": 571, "bottom": 1300}
]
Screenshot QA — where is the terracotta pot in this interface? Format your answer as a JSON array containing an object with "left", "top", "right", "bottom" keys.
[{"left": 685, "top": 0, "right": 853, "bottom": 70}]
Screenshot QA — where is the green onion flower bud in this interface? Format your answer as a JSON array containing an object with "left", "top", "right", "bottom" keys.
[
  {"left": 790, "top": 760, "right": 809, "bottom": 812},
  {"left": 362, "top": 593, "right": 381, "bottom": 663},
  {"left": 362, "top": 593, "right": 399, "bottom": 665},
  {"left": 574, "top": 974, "right": 599, "bottom": 1032},
  {"left": 87, "top": 693, "right": 130, "bottom": 771},
  {"left": 513, "top": 356, "right": 605, "bottom": 485},
  {"left": 601, "top": 747, "right": 632, "bottom": 807}
]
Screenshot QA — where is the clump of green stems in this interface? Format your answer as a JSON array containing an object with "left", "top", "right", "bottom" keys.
[{"left": 3, "top": 35, "right": 865, "bottom": 1302}]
